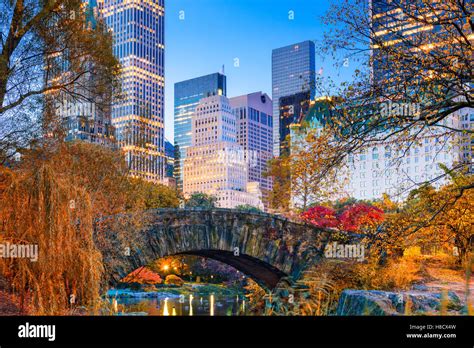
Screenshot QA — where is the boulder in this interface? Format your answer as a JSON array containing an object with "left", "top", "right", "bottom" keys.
[{"left": 336, "top": 289, "right": 462, "bottom": 316}]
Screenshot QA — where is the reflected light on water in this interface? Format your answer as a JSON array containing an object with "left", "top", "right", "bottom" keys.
[
  {"left": 189, "top": 295, "right": 193, "bottom": 316},
  {"left": 112, "top": 298, "right": 118, "bottom": 313},
  {"left": 163, "top": 297, "right": 170, "bottom": 316},
  {"left": 210, "top": 294, "right": 215, "bottom": 316}
]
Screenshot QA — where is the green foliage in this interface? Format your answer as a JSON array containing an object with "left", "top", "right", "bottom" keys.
[
  {"left": 185, "top": 192, "right": 217, "bottom": 208},
  {"left": 235, "top": 205, "right": 263, "bottom": 213},
  {"left": 126, "top": 179, "right": 180, "bottom": 209}
]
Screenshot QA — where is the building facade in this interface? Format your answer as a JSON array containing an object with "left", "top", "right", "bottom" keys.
[
  {"left": 368, "top": 0, "right": 473, "bottom": 186},
  {"left": 272, "top": 40, "right": 316, "bottom": 157},
  {"left": 100, "top": 0, "right": 166, "bottom": 182},
  {"left": 229, "top": 92, "right": 273, "bottom": 210},
  {"left": 183, "top": 95, "right": 263, "bottom": 209},
  {"left": 278, "top": 91, "right": 311, "bottom": 155},
  {"left": 174, "top": 73, "right": 227, "bottom": 191},
  {"left": 345, "top": 118, "right": 463, "bottom": 200},
  {"left": 51, "top": 0, "right": 116, "bottom": 148},
  {"left": 292, "top": 99, "right": 469, "bottom": 202}
]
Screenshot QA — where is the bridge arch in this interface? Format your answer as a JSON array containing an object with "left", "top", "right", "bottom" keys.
[{"left": 105, "top": 208, "right": 331, "bottom": 290}]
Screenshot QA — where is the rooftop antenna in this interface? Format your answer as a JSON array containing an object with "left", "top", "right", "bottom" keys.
[{"left": 221, "top": 64, "right": 225, "bottom": 75}]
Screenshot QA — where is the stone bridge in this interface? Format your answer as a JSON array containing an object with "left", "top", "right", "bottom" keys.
[{"left": 105, "top": 208, "right": 333, "bottom": 290}]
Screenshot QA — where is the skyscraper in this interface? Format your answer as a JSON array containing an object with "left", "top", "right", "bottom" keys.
[
  {"left": 229, "top": 92, "right": 273, "bottom": 210},
  {"left": 99, "top": 0, "right": 165, "bottom": 182},
  {"left": 174, "top": 73, "right": 227, "bottom": 191},
  {"left": 272, "top": 40, "right": 316, "bottom": 157},
  {"left": 52, "top": 0, "right": 115, "bottom": 148},
  {"left": 184, "top": 95, "right": 263, "bottom": 209},
  {"left": 278, "top": 91, "right": 311, "bottom": 155},
  {"left": 164, "top": 138, "right": 174, "bottom": 178}
]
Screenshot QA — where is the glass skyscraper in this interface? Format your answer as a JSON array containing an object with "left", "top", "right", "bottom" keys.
[
  {"left": 99, "top": 0, "right": 165, "bottom": 182},
  {"left": 272, "top": 40, "right": 316, "bottom": 157},
  {"left": 174, "top": 73, "right": 227, "bottom": 190}
]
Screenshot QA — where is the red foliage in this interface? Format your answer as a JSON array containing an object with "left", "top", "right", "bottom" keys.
[
  {"left": 121, "top": 266, "right": 163, "bottom": 284},
  {"left": 300, "top": 206, "right": 339, "bottom": 228},
  {"left": 301, "top": 203, "right": 384, "bottom": 232},
  {"left": 339, "top": 204, "right": 385, "bottom": 232}
]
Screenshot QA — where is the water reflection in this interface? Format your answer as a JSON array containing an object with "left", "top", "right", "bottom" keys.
[
  {"left": 162, "top": 297, "right": 169, "bottom": 316},
  {"left": 189, "top": 295, "right": 193, "bottom": 316},
  {"left": 115, "top": 292, "right": 249, "bottom": 316},
  {"left": 210, "top": 294, "right": 215, "bottom": 316}
]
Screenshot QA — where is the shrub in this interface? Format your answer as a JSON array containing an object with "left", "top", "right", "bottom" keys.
[
  {"left": 164, "top": 275, "right": 184, "bottom": 287},
  {"left": 121, "top": 266, "right": 162, "bottom": 285}
]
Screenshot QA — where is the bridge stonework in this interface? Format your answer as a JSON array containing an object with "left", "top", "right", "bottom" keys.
[{"left": 107, "top": 208, "right": 332, "bottom": 290}]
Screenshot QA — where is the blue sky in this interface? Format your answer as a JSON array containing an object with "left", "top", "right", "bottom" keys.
[{"left": 164, "top": 0, "right": 355, "bottom": 140}]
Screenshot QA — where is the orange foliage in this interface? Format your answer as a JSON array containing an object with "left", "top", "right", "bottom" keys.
[{"left": 121, "top": 267, "right": 162, "bottom": 285}]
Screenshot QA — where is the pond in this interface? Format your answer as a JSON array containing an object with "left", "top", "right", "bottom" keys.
[{"left": 107, "top": 283, "right": 251, "bottom": 316}]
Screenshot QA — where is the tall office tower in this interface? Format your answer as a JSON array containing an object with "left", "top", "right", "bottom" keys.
[
  {"left": 369, "top": 0, "right": 472, "bottom": 175},
  {"left": 51, "top": 0, "right": 116, "bottom": 147},
  {"left": 184, "top": 95, "right": 263, "bottom": 209},
  {"left": 99, "top": 0, "right": 166, "bottom": 182},
  {"left": 174, "top": 73, "right": 227, "bottom": 191},
  {"left": 272, "top": 40, "right": 316, "bottom": 157},
  {"left": 278, "top": 91, "right": 311, "bottom": 155},
  {"left": 229, "top": 92, "right": 273, "bottom": 211}
]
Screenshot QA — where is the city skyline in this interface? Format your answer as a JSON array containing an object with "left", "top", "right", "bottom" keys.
[
  {"left": 0, "top": 0, "right": 472, "bottom": 325},
  {"left": 164, "top": 0, "right": 356, "bottom": 141}
]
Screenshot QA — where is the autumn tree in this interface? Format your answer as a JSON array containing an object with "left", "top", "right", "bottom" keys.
[
  {"left": 300, "top": 206, "right": 339, "bottom": 229},
  {"left": 290, "top": 128, "right": 346, "bottom": 210},
  {"left": 0, "top": 141, "right": 180, "bottom": 314},
  {"left": 390, "top": 174, "right": 474, "bottom": 264},
  {"left": 0, "top": 0, "right": 119, "bottom": 162},
  {"left": 301, "top": 203, "right": 384, "bottom": 233},
  {"left": 338, "top": 204, "right": 385, "bottom": 233},
  {"left": 264, "top": 155, "right": 291, "bottom": 213},
  {"left": 313, "top": 0, "right": 473, "bottom": 194},
  {"left": 0, "top": 149, "right": 104, "bottom": 314}
]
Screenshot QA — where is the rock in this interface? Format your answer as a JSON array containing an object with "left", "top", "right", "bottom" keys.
[
  {"left": 411, "top": 284, "right": 429, "bottom": 291},
  {"left": 336, "top": 289, "right": 462, "bottom": 316}
]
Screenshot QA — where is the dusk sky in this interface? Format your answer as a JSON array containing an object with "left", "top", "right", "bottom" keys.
[{"left": 164, "top": 0, "right": 356, "bottom": 140}]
